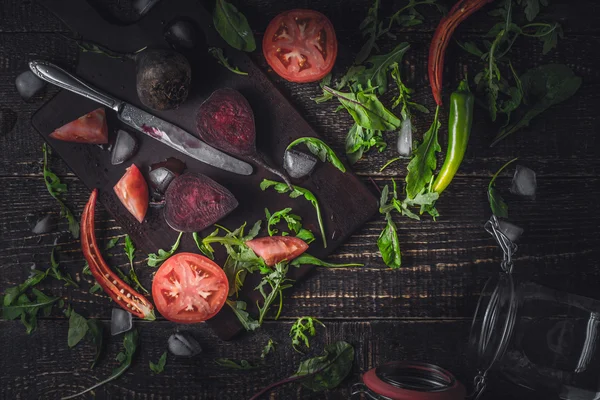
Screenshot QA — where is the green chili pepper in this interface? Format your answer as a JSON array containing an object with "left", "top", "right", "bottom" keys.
[{"left": 432, "top": 79, "right": 474, "bottom": 194}]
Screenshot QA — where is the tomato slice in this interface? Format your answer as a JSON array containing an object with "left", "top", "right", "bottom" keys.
[
  {"left": 113, "top": 164, "right": 149, "bottom": 223},
  {"left": 263, "top": 9, "right": 337, "bottom": 83},
  {"left": 49, "top": 108, "right": 108, "bottom": 144},
  {"left": 246, "top": 236, "right": 308, "bottom": 266},
  {"left": 152, "top": 253, "right": 229, "bottom": 323}
]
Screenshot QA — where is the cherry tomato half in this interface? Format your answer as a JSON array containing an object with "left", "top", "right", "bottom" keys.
[
  {"left": 113, "top": 164, "right": 149, "bottom": 223},
  {"left": 152, "top": 253, "right": 229, "bottom": 323},
  {"left": 263, "top": 9, "right": 337, "bottom": 83}
]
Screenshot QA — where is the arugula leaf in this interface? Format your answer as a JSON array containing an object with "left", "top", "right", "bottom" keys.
[
  {"left": 150, "top": 352, "right": 167, "bottom": 374},
  {"left": 215, "top": 358, "right": 263, "bottom": 370},
  {"left": 193, "top": 230, "right": 218, "bottom": 260},
  {"left": 286, "top": 137, "right": 346, "bottom": 173},
  {"left": 405, "top": 106, "right": 441, "bottom": 199},
  {"left": 492, "top": 64, "right": 581, "bottom": 146},
  {"left": 290, "top": 317, "right": 325, "bottom": 353},
  {"left": 290, "top": 254, "right": 363, "bottom": 268},
  {"left": 124, "top": 235, "right": 148, "bottom": 294},
  {"left": 67, "top": 308, "right": 89, "bottom": 348},
  {"left": 244, "top": 220, "right": 262, "bottom": 241},
  {"left": 89, "top": 283, "right": 102, "bottom": 294},
  {"left": 353, "top": 43, "right": 410, "bottom": 95},
  {"left": 49, "top": 247, "right": 78, "bottom": 287},
  {"left": 260, "top": 180, "right": 327, "bottom": 248},
  {"left": 345, "top": 123, "right": 386, "bottom": 165},
  {"left": 227, "top": 299, "right": 260, "bottom": 331},
  {"left": 42, "top": 144, "right": 79, "bottom": 239},
  {"left": 355, "top": 0, "right": 381, "bottom": 64},
  {"left": 105, "top": 237, "right": 120, "bottom": 250},
  {"left": 213, "top": 0, "right": 256, "bottom": 52},
  {"left": 1, "top": 288, "right": 59, "bottom": 334},
  {"left": 147, "top": 232, "right": 183, "bottom": 267},
  {"left": 517, "top": 0, "right": 548, "bottom": 21},
  {"left": 209, "top": 47, "right": 248, "bottom": 75},
  {"left": 261, "top": 338, "right": 276, "bottom": 359},
  {"left": 385, "top": 0, "right": 444, "bottom": 33},
  {"left": 265, "top": 208, "right": 314, "bottom": 244},
  {"left": 3, "top": 269, "right": 49, "bottom": 306},
  {"left": 256, "top": 263, "right": 294, "bottom": 324},
  {"left": 86, "top": 319, "right": 104, "bottom": 369},
  {"left": 488, "top": 158, "right": 518, "bottom": 218},
  {"left": 323, "top": 86, "right": 401, "bottom": 131},
  {"left": 390, "top": 62, "right": 428, "bottom": 119},
  {"left": 61, "top": 329, "right": 138, "bottom": 400}
]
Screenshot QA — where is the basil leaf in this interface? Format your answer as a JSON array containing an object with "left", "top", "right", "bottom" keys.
[
  {"left": 67, "top": 309, "right": 89, "bottom": 348},
  {"left": 213, "top": 0, "right": 256, "bottom": 52},
  {"left": 405, "top": 106, "right": 441, "bottom": 199},
  {"left": 293, "top": 341, "right": 354, "bottom": 391},
  {"left": 150, "top": 352, "right": 167, "bottom": 374},
  {"left": 286, "top": 137, "right": 346, "bottom": 173}
]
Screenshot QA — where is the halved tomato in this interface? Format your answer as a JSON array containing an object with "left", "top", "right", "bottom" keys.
[
  {"left": 152, "top": 253, "right": 229, "bottom": 323},
  {"left": 49, "top": 108, "right": 108, "bottom": 144},
  {"left": 113, "top": 164, "right": 149, "bottom": 223},
  {"left": 262, "top": 9, "right": 337, "bottom": 83},
  {"left": 246, "top": 236, "right": 308, "bottom": 266}
]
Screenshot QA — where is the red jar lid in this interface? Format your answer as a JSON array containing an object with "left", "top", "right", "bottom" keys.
[{"left": 362, "top": 361, "right": 466, "bottom": 400}]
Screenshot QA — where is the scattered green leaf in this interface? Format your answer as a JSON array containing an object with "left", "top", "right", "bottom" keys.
[
  {"left": 286, "top": 137, "right": 346, "bottom": 173},
  {"left": 290, "top": 254, "right": 363, "bottom": 268},
  {"left": 488, "top": 158, "right": 518, "bottom": 217},
  {"left": 213, "top": 0, "right": 256, "bottom": 52},
  {"left": 147, "top": 232, "right": 183, "bottom": 267},
  {"left": 215, "top": 358, "right": 263, "bottom": 370},
  {"left": 67, "top": 308, "right": 89, "bottom": 348},
  {"left": 209, "top": 47, "right": 248, "bottom": 75},
  {"left": 290, "top": 317, "right": 325, "bottom": 353},
  {"left": 256, "top": 263, "right": 293, "bottom": 325},
  {"left": 150, "top": 352, "right": 167, "bottom": 374},
  {"left": 227, "top": 299, "right": 260, "bottom": 331},
  {"left": 50, "top": 247, "right": 78, "bottom": 287},
  {"left": 86, "top": 319, "right": 104, "bottom": 368},
  {"left": 124, "top": 235, "right": 148, "bottom": 294},
  {"left": 261, "top": 338, "right": 276, "bottom": 359}
]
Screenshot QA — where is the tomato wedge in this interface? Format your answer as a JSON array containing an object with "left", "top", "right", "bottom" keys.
[
  {"left": 49, "top": 108, "right": 108, "bottom": 144},
  {"left": 263, "top": 9, "right": 337, "bottom": 83},
  {"left": 113, "top": 164, "right": 149, "bottom": 223},
  {"left": 246, "top": 236, "right": 308, "bottom": 266},
  {"left": 152, "top": 253, "right": 229, "bottom": 323}
]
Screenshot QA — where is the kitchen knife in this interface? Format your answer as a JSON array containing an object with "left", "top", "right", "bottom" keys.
[{"left": 29, "top": 60, "right": 253, "bottom": 176}]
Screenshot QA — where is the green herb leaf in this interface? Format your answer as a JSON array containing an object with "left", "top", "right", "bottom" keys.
[
  {"left": 390, "top": 62, "right": 428, "bottom": 118},
  {"left": 147, "top": 232, "right": 183, "bottom": 267},
  {"left": 150, "top": 352, "right": 167, "bottom": 374},
  {"left": 260, "top": 180, "right": 327, "bottom": 248},
  {"left": 292, "top": 341, "right": 354, "bottom": 391},
  {"left": 290, "top": 317, "right": 325, "bottom": 353},
  {"left": 488, "top": 158, "right": 518, "bottom": 217},
  {"left": 324, "top": 86, "right": 401, "bottom": 131},
  {"left": 255, "top": 263, "right": 293, "bottom": 325},
  {"left": 286, "top": 137, "right": 346, "bottom": 173},
  {"left": 1, "top": 289, "right": 59, "bottom": 334},
  {"left": 345, "top": 123, "right": 386, "bottom": 164},
  {"left": 517, "top": 0, "right": 548, "bottom": 21},
  {"left": 86, "top": 319, "right": 104, "bottom": 369},
  {"left": 209, "top": 47, "right": 248, "bottom": 75},
  {"left": 213, "top": 0, "right": 256, "bottom": 52},
  {"left": 227, "top": 299, "right": 260, "bottom": 331},
  {"left": 405, "top": 106, "right": 441, "bottom": 199},
  {"left": 215, "top": 358, "right": 262, "bottom": 370},
  {"left": 105, "top": 236, "right": 120, "bottom": 250},
  {"left": 290, "top": 253, "right": 363, "bottom": 268},
  {"left": 493, "top": 64, "right": 581, "bottom": 146},
  {"left": 265, "top": 208, "right": 313, "bottom": 243},
  {"left": 353, "top": 43, "right": 410, "bottom": 95},
  {"left": 67, "top": 309, "right": 89, "bottom": 348},
  {"left": 42, "top": 144, "right": 79, "bottom": 238},
  {"left": 355, "top": 0, "right": 381, "bottom": 64},
  {"left": 124, "top": 235, "right": 148, "bottom": 294},
  {"left": 89, "top": 283, "right": 103, "bottom": 294},
  {"left": 61, "top": 329, "right": 138, "bottom": 400},
  {"left": 378, "top": 214, "right": 401, "bottom": 269},
  {"left": 50, "top": 247, "right": 78, "bottom": 287},
  {"left": 261, "top": 338, "right": 276, "bottom": 359}
]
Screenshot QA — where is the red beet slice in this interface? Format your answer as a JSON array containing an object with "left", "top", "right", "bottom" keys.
[
  {"left": 195, "top": 88, "right": 292, "bottom": 187},
  {"left": 49, "top": 108, "right": 108, "bottom": 144},
  {"left": 164, "top": 172, "right": 238, "bottom": 232}
]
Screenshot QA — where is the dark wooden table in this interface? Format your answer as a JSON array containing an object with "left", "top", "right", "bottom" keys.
[{"left": 1, "top": 0, "right": 599, "bottom": 399}]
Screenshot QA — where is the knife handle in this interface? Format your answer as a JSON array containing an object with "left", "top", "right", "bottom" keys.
[{"left": 29, "top": 60, "right": 122, "bottom": 112}]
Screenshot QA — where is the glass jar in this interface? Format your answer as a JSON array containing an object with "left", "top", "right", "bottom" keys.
[{"left": 469, "top": 273, "right": 600, "bottom": 399}]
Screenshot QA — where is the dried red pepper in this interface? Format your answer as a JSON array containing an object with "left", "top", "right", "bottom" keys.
[
  {"left": 428, "top": 0, "right": 494, "bottom": 106},
  {"left": 81, "top": 189, "right": 155, "bottom": 320}
]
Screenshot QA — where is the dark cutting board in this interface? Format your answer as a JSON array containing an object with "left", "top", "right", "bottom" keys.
[{"left": 32, "top": 0, "right": 378, "bottom": 340}]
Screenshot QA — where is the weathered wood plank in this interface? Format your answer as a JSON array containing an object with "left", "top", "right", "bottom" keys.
[{"left": 2, "top": 175, "right": 598, "bottom": 321}]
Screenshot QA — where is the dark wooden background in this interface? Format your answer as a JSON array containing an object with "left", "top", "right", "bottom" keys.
[{"left": 1, "top": 0, "right": 599, "bottom": 399}]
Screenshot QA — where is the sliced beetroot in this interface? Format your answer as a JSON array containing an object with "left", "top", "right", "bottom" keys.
[
  {"left": 246, "top": 236, "right": 308, "bottom": 267},
  {"left": 150, "top": 157, "right": 186, "bottom": 176},
  {"left": 164, "top": 172, "right": 238, "bottom": 232},
  {"left": 49, "top": 108, "right": 108, "bottom": 144},
  {"left": 148, "top": 167, "right": 177, "bottom": 193},
  {"left": 111, "top": 129, "right": 139, "bottom": 165},
  {"left": 196, "top": 88, "right": 292, "bottom": 187}
]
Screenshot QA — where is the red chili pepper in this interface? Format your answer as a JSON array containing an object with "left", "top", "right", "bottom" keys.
[
  {"left": 81, "top": 189, "right": 155, "bottom": 320},
  {"left": 428, "top": 0, "right": 494, "bottom": 106}
]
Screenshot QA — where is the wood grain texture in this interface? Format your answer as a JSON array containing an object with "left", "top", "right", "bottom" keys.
[{"left": 1, "top": 0, "right": 599, "bottom": 398}]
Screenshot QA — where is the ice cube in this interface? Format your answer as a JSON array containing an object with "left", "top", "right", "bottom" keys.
[
  {"left": 111, "top": 130, "right": 138, "bottom": 165},
  {"left": 148, "top": 167, "right": 176, "bottom": 193},
  {"left": 32, "top": 214, "right": 56, "bottom": 234},
  {"left": 510, "top": 165, "right": 536, "bottom": 198},
  {"left": 498, "top": 220, "right": 524, "bottom": 243},
  {"left": 111, "top": 308, "right": 133, "bottom": 336},
  {"left": 133, "top": 0, "right": 161, "bottom": 17},
  {"left": 397, "top": 118, "right": 413, "bottom": 157},
  {"left": 283, "top": 149, "right": 317, "bottom": 178},
  {"left": 15, "top": 71, "right": 46, "bottom": 102},
  {"left": 168, "top": 332, "right": 202, "bottom": 357}
]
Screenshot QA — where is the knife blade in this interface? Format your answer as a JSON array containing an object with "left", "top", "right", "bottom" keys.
[{"left": 29, "top": 60, "right": 253, "bottom": 176}]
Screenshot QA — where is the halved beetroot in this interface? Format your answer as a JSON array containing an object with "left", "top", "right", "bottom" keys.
[
  {"left": 49, "top": 108, "right": 108, "bottom": 144},
  {"left": 114, "top": 164, "right": 149, "bottom": 223},
  {"left": 164, "top": 172, "right": 238, "bottom": 232},
  {"left": 246, "top": 236, "right": 308, "bottom": 266}
]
